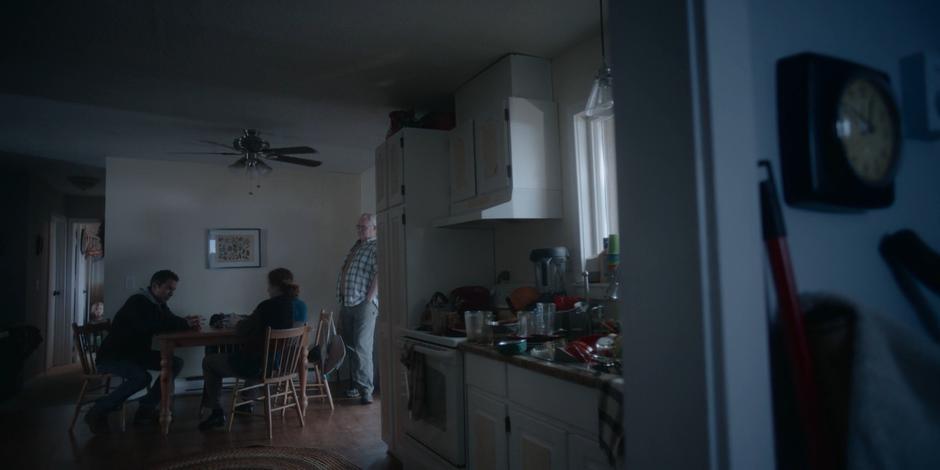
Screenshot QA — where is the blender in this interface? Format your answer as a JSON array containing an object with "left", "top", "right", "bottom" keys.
[{"left": 529, "top": 247, "right": 569, "bottom": 301}]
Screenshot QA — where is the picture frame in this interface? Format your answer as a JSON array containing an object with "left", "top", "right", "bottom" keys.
[{"left": 207, "top": 228, "right": 262, "bottom": 269}]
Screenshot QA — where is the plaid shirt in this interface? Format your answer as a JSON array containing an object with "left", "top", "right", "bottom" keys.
[{"left": 337, "top": 238, "right": 378, "bottom": 307}]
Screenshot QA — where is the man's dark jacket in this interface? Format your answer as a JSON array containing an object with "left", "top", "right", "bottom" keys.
[{"left": 97, "top": 289, "right": 190, "bottom": 364}]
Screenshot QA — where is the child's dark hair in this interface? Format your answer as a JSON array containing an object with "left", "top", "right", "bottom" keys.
[{"left": 268, "top": 268, "right": 300, "bottom": 298}]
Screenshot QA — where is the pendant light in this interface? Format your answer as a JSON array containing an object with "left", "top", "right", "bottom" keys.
[{"left": 585, "top": 0, "right": 613, "bottom": 118}]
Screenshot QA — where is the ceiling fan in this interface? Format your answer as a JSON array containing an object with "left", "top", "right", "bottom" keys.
[{"left": 175, "top": 129, "right": 321, "bottom": 177}]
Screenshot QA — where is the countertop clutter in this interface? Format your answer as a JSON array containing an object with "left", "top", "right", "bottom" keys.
[{"left": 459, "top": 341, "right": 620, "bottom": 389}]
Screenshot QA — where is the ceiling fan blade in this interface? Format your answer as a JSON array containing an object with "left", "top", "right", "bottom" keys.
[
  {"left": 269, "top": 154, "right": 322, "bottom": 167},
  {"left": 264, "top": 146, "right": 318, "bottom": 155},
  {"left": 168, "top": 151, "right": 242, "bottom": 155},
  {"left": 229, "top": 157, "right": 249, "bottom": 169},
  {"left": 199, "top": 140, "right": 236, "bottom": 150}
]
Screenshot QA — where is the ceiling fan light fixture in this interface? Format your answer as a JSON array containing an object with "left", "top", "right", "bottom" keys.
[{"left": 247, "top": 158, "right": 273, "bottom": 178}]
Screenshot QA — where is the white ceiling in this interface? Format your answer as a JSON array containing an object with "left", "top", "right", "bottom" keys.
[{"left": 0, "top": 0, "right": 598, "bottom": 174}]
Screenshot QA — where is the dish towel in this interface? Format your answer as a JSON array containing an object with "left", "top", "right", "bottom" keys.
[
  {"left": 399, "top": 344, "right": 427, "bottom": 420},
  {"left": 598, "top": 376, "right": 624, "bottom": 465}
]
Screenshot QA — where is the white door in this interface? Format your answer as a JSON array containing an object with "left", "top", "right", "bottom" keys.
[
  {"left": 387, "top": 134, "right": 405, "bottom": 208},
  {"left": 375, "top": 142, "right": 389, "bottom": 212},
  {"left": 375, "top": 211, "right": 394, "bottom": 446},
  {"left": 450, "top": 120, "right": 477, "bottom": 202},
  {"left": 474, "top": 109, "right": 510, "bottom": 195},
  {"left": 467, "top": 388, "right": 509, "bottom": 470},
  {"left": 386, "top": 205, "right": 407, "bottom": 331},
  {"left": 47, "top": 216, "right": 70, "bottom": 369},
  {"left": 508, "top": 408, "right": 568, "bottom": 470},
  {"left": 568, "top": 433, "right": 614, "bottom": 470}
]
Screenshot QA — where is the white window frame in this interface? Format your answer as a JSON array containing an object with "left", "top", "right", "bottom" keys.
[{"left": 574, "top": 112, "right": 619, "bottom": 271}]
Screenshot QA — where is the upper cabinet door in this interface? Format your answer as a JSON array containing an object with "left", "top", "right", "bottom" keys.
[
  {"left": 385, "top": 204, "right": 407, "bottom": 331},
  {"left": 387, "top": 134, "right": 405, "bottom": 208},
  {"left": 475, "top": 109, "right": 511, "bottom": 196},
  {"left": 450, "top": 120, "right": 477, "bottom": 203},
  {"left": 375, "top": 142, "right": 388, "bottom": 212}
]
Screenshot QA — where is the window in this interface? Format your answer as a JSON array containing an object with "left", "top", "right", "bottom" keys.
[{"left": 574, "top": 112, "right": 618, "bottom": 270}]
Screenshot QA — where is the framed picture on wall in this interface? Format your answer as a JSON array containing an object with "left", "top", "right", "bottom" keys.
[{"left": 207, "top": 228, "right": 262, "bottom": 269}]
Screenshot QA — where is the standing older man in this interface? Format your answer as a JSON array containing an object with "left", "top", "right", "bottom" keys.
[{"left": 337, "top": 213, "right": 378, "bottom": 404}]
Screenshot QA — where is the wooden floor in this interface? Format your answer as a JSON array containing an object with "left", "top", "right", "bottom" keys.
[{"left": 0, "top": 364, "right": 400, "bottom": 470}]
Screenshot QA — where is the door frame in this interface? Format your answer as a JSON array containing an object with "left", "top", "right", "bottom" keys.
[{"left": 67, "top": 219, "right": 101, "bottom": 330}]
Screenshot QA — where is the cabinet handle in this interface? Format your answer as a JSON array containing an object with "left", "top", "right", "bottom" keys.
[{"left": 505, "top": 415, "right": 511, "bottom": 433}]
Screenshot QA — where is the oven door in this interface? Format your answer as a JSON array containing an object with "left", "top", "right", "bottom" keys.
[{"left": 401, "top": 339, "right": 466, "bottom": 467}]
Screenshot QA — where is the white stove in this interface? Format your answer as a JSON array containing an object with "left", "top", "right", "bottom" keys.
[
  {"left": 400, "top": 328, "right": 467, "bottom": 348},
  {"left": 398, "top": 327, "right": 467, "bottom": 467}
]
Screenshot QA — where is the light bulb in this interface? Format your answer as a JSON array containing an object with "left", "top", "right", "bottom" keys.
[{"left": 585, "top": 63, "right": 614, "bottom": 118}]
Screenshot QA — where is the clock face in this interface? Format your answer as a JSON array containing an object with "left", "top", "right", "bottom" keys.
[{"left": 834, "top": 78, "right": 899, "bottom": 186}]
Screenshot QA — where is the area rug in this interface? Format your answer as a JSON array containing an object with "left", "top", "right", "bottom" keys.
[{"left": 153, "top": 446, "right": 360, "bottom": 470}]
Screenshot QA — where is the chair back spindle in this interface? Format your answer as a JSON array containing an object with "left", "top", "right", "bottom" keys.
[
  {"left": 72, "top": 321, "right": 111, "bottom": 376},
  {"left": 260, "top": 326, "right": 308, "bottom": 382}
]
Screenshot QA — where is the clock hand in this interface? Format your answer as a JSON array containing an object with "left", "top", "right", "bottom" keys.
[{"left": 842, "top": 106, "right": 873, "bottom": 134}]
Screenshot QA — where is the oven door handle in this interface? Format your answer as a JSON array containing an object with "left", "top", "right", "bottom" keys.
[{"left": 412, "top": 344, "right": 457, "bottom": 360}]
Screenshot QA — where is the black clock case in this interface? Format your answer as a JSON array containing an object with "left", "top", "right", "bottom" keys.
[{"left": 776, "top": 52, "right": 899, "bottom": 211}]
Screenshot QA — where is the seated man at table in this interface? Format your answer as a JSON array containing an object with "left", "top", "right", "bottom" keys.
[
  {"left": 86, "top": 270, "right": 197, "bottom": 434},
  {"left": 199, "top": 268, "right": 298, "bottom": 430}
]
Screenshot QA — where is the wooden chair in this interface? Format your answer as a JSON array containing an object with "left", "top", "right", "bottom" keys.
[
  {"left": 227, "top": 326, "right": 308, "bottom": 440},
  {"left": 70, "top": 321, "right": 126, "bottom": 432},
  {"left": 304, "top": 310, "right": 335, "bottom": 411}
]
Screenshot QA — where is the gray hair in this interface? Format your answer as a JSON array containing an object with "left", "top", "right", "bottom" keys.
[{"left": 360, "top": 213, "right": 377, "bottom": 227}]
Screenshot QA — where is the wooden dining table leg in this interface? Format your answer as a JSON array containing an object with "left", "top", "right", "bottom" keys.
[
  {"left": 159, "top": 340, "right": 174, "bottom": 435},
  {"left": 298, "top": 345, "right": 308, "bottom": 414}
]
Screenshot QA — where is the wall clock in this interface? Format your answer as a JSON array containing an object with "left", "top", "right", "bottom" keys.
[{"left": 777, "top": 52, "right": 902, "bottom": 210}]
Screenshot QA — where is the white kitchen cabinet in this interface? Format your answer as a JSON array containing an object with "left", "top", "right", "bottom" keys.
[
  {"left": 568, "top": 433, "right": 613, "bottom": 470},
  {"left": 474, "top": 111, "right": 510, "bottom": 196},
  {"left": 508, "top": 407, "right": 568, "bottom": 470},
  {"left": 438, "top": 53, "right": 561, "bottom": 226},
  {"left": 464, "top": 354, "right": 615, "bottom": 470},
  {"left": 373, "top": 128, "right": 494, "bottom": 460},
  {"left": 387, "top": 134, "right": 405, "bottom": 208},
  {"left": 467, "top": 388, "right": 510, "bottom": 470},
  {"left": 375, "top": 142, "right": 388, "bottom": 211},
  {"left": 449, "top": 120, "right": 476, "bottom": 203},
  {"left": 385, "top": 204, "right": 407, "bottom": 332},
  {"left": 375, "top": 210, "right": 393, "bottom": 445}
]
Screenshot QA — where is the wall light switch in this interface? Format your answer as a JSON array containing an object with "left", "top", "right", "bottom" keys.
[{"left": 125, "top": 276, "right": 136, "bottom": 290}]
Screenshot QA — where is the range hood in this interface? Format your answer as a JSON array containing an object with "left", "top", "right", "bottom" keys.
[{"left": 433, "top": 186, "right": 562, "bottom": 227}]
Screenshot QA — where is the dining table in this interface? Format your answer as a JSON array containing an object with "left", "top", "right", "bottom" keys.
[{"left": 154, "top": 326, "right": 310, "bottom": 435}]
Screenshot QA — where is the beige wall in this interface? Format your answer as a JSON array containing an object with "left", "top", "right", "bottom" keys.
[
  {"left": 104, "top": 157, "right": 362, "bottom": 375},
  {"left": 360, "top": 165, "right": 376, "bottom": 215}
]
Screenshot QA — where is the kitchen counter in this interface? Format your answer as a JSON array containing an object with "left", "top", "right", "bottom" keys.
[{"left": 458, "top": 341, "right": 619, "bottom": 389}]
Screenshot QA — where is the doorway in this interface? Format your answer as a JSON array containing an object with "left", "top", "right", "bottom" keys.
[{"left": 45, "top": 218, "right": 104, "bottom": 370}]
